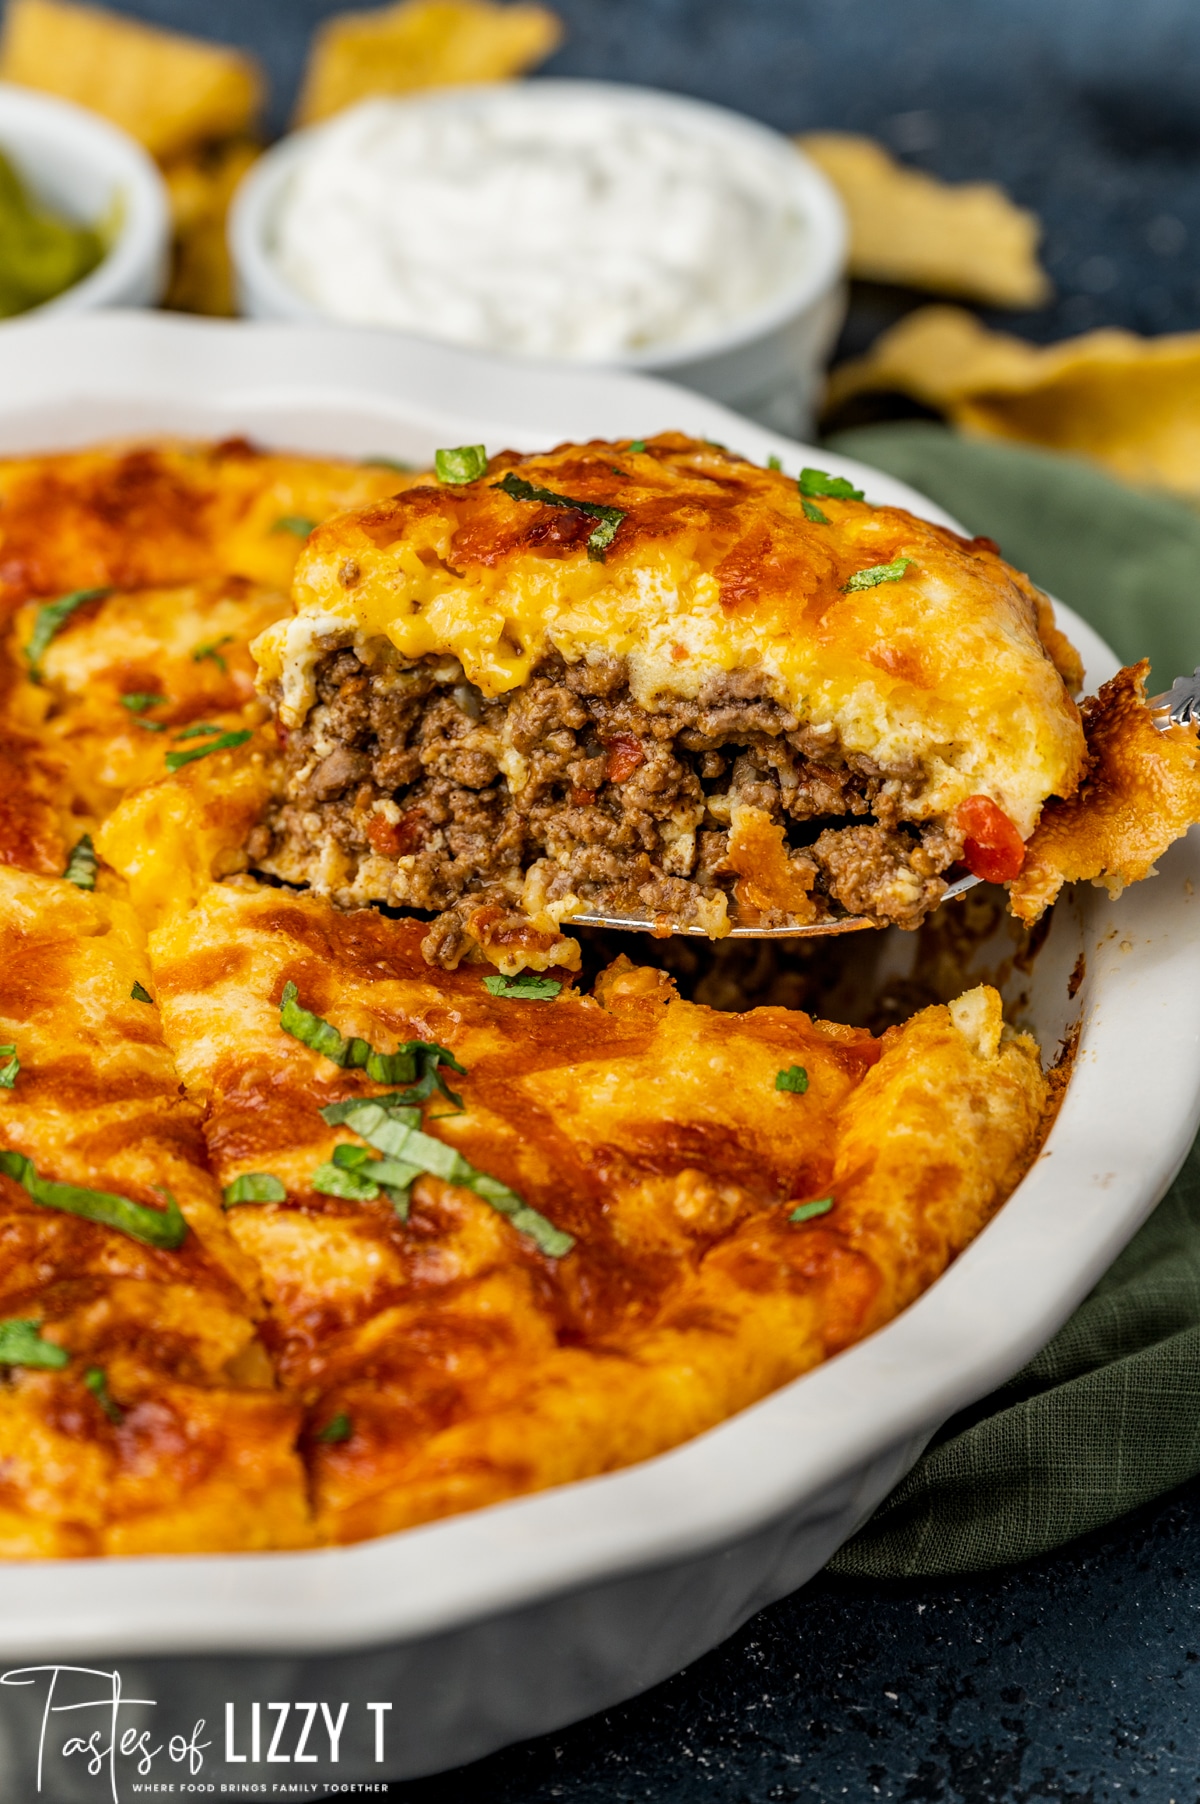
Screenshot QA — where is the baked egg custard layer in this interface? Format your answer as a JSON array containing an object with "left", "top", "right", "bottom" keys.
[{"left": 0, "top": 432, "right": 1196, "bottom": 1557}]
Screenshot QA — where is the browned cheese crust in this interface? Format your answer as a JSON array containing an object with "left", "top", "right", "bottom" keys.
[
  {"left": 144, "top": 879, "right": 1046, "bottom": 1545},
  {"left": 0, "top": 864, "right": 309, "bottom": 1555},
  {"left": 0, "top": 439, "right": 417, "bottom": 621},
  {"left": 0, "top": 441, "right": 415, "bottom": 842},
  {"left": 1010, "top": 660, "right": 1200, "bottom": 922}
]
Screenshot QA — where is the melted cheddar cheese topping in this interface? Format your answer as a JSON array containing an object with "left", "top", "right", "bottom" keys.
[
  {"left": 0, "top": 439, "right": 415, "bottom": 612},
  {"left": 143, "top": 877, "right": 1046, "bottom": 1545},
  {"left": 0, "top": 864, "right": 308, "bottom": 1556}
]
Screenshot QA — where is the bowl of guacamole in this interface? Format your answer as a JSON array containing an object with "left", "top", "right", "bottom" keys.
[
  {"left": 0, "top": 147, "right": 104, "bottom": 314},
  {"left": 0, "top": 82, "right": 168, "bottom": 317}
]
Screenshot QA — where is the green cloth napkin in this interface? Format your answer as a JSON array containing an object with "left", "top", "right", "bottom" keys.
[{"left": 818, "top": 423, "right": 1200, "bottom": 1577}]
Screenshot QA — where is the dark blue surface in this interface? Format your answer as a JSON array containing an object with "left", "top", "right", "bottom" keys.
[
  {"left": 391, "top": 1479, "right": 1200, "bottom": 1803},
  {"left": 110, "top": 1, "right": 1200, "bottom": 1794}
]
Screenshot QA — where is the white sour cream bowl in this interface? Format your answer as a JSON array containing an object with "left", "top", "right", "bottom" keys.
[{"left": 230, "top": 81, "right": 847, "bottom": 433}]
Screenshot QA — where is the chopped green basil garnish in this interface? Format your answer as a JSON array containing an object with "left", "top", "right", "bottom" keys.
[
  {"left": 321, "top": 1096, "right": 574, "bottom": 1258},
  {"left": 801, "top": 498, "right": 830, "bottom": 525},
  {"left": 320, "top": 1095, "right": 421, "bottom": 1133},
  {"left": 789, "top": 1197, "right": 834, "bottom": 1224},
  {"left": 319, "top": 1098, "right": 441, "bottom": 1218},
  {"left": 0, "top": 1317, "right": 67, "bottom": 1370},
  {"left": 135, "top": 718, "right": 166, "bottom": 732},
  {"left": 313, "top": 1142, "right": 420, "bottom": 1208},
  {"left": 363, "top": 454, "right": 414, "bottom": 472},
  {"left": 798, "top": 467, "right": 864, "bottom": 501},
  {"left": 317, "top": 1089, "right": 420, "bottom": 1147},
  {"left": 775, "top": 1066, "right": 809, "bottom": 1094},
  {"left": 0, "top": 1045, "right": 17, "bottom": 1090},
  {"left": 492, "top": 472, "right": 626, "bottom": 563},
  {"left": 85, "top": 1365, "right": 123, "bottom": 1423},
  {"left": 192, "top": 635, "right": 233, "bottom": 673},
  {"left": 482, "top": 972, "right": 562, "bottom": 1001},
  {"left": 629, "top": 440, "right": 647, "bottom": 454},
  {"left": 355, "top": 1117, "right": 452, "bottom": 1173},
  {"left": 223, "top": 1171, "right": 287, "bottom": 1206},
  {"left": 63, "top": 834, "right": 96, "bottom": 890},
  {"left": 435, "top": 445, "right": 488, "bottom": 485},
  {"left": 585, "top": 512, "right": 623, "bottom": 558},
  {"left": 368, "top": 1155, "right": 421, "bottom": 1194},
  {"left": 337, "top": 1140, "right": 420, "bottom": 1204},
  {"left": 25, "top": 588, "right": 111, "bottom": 682},
  {"left": 272, "top": 515, "right": 317, "bottom": 538},
  {"left": 0, "top": 1150, "right": 188, "bottom": 1249},
  {"left": 767, "top": 454, "right": 783, "bottom": 471},
  {"left": 312, "top": 1160, "right": 380, "bottom": 1201},
  {"left": 843, "top": 557, "right": 912, "bottom": 594},
  {"left": 120, "top": 693, "right": 167, "bottom": 714},
  {"left": 314, "top": 1135, "right": 419, "bottom": 1216},
  {"left": 332, "top": 1143, "right": 422, "bottom": 1188},
  {"left": 331, "top": 1142, "right": 375, "bottom": 1171},
  {"left": 165, "top": 729, "right": 252, "bottom": 772},
  {"left": 130, "top": 982, "right": 153, "bottom": 1005},
  {"left": 316, "top": 1411, "right": 352, "bottom": 1444},
  {"left": 173, "top": 722, "right": 223, "bottom": 740},
  {"left": 279, "top": 983, "right": 466, "bottom": 1101}
]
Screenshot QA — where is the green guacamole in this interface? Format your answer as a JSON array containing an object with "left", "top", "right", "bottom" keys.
[{"left": 0, "top": 150, "right": 104, "bottom": 317}]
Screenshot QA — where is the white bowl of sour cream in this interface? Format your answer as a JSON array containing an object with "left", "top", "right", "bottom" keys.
[{"left": 229, "top": 80, "right": 847, "bottom": 434}]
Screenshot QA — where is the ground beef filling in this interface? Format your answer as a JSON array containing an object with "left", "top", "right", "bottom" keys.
[{"left": 254, "top": 646, "right": 963, "bottom": 962}]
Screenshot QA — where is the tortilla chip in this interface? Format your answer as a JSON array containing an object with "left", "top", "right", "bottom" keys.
[
  {"left": 826, "top": 305, "right": 1043, "bottom": 413},
  {"left": 825, "top": 305, "right": 1200, "bottom": 502},
  {"left": 295, "top": 0, "right": 563, "bottom": 127},
  {"left": 162, "top": 139, "right": 260, "bottom": 316},
  {"left": 799, "top": 132, "right": 1050, "bottom": 310},
  {"left": 0, "top": 0, "right": 263, "bottom": 161},
  {"left": 1009, "top": 661, "right": 1200, "bottom": 923}
]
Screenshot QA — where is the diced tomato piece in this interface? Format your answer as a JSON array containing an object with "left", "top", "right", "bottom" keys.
[
  {"left": 569, "top": 786, "right": 597, "bottom": 807},
  {"left": 604, "top": 735, "right": 645, "bottom": 784},
  {"left": 366, "top": 810, "right": 424, "bottom": 858},
  {"left": 955, "top": 794, "right": 1026, "bottom": 884},
  {"left": 366, "top": 815, "right": 403, "bottom": 857}
]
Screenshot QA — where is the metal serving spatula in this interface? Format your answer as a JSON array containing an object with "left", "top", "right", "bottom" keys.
[{"left": 569, "top": 668, "right": 1200, "bottom": 939}]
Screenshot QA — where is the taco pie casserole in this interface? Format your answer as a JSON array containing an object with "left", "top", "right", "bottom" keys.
[{"left": 0, "top": 432, "right": 1195, "bottom": 1557}]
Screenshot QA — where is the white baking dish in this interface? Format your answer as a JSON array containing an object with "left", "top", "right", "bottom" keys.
[{"left": 0, "top": 313, "right": 1195, "bottom": 1800}]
